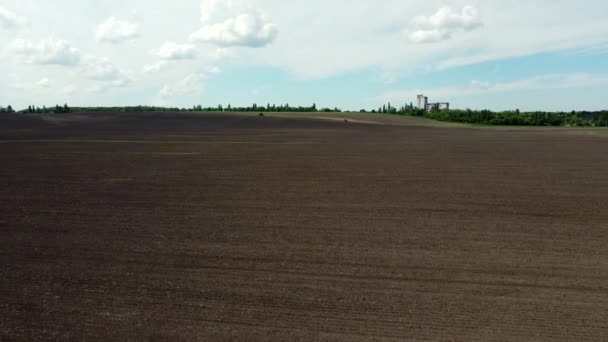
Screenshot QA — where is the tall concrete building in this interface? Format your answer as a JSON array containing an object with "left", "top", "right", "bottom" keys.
[
  {"left": 417, "top": 94, "right": 449, "bottom": 111},
  {"left": 417, "top": 95, "right": 428, "bottom": 110}
]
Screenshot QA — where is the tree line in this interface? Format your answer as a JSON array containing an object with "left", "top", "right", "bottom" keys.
[
  {"left": 22, "top": 104, "right": 71, "bottom": 114},
  {"left": 365, "top": 102, "right": 608, "bottom": 127},
  {"left": 186, "top": 103, "right": 342, "bottom": 113},
  {"left": 12, "top": 103, "right": 342, "bottom": 114},
  {"left": 0, "top": 105, "right": 15, "bottom": 113},
  {"left": 6, "top": 102, "right": 608, "bottom": 127}
]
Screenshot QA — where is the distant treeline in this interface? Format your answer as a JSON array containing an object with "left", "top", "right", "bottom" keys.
[
  {"left": 367, "top": 103, "right": 608, "bottom": 127},
  {"left": 0, "top": 105, "right": 15, "bottom": 113},
  {"left": 7, "top": 102, "right": 608, "bottom": 127},
  {"left": 421, "top": 109, "right": 608, "bottom": 127},
  {"left": 67, "top": 103, "right": 343, "bottom": 113},
  {"left": 21, "top": 104, "right": 71, "bottom": 114},
  {"left": 11, "top": 103, "right": 343, "bottom": 114}
]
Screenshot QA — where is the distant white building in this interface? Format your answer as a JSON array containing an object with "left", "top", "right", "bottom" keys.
[
  {"left": 417, "top": 95, "right": 428, "bottom": 110},
  {"left": 417, "top": 94, "right": 449, "bottom": 111}
]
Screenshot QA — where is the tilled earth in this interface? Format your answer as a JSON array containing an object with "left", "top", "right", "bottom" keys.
[{"left": 1, "top": 112, "right": 607, "bottom": 341}]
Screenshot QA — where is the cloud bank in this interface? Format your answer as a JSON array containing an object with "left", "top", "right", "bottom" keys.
[
  {"left": 156, "top": 42, "right": 197, "bottom": 60},
  {"left": 408, "top": 6, "right": 482, "bottom": 44},
  {"left": 96, "top": 17, "right": 140, "bottom": 43},
  {"left": 189, "top": 0, "right": 278, "bottom": 47},
  {"left": 0, "top": 6, "right": 25, "bottom": 29},
  {"left": 9, "top": 38, "right": 82, "bottom": 66}
]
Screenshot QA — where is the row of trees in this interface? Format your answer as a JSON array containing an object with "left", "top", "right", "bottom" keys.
[
  {"left": 24, "top": 103, "right": 342, "bottom": 113},
  {"left": 71, "top": 106, "right": 183, "bottom": 112},
  {"left": 10, "top": 101, "right": 608, "bottom": 127},
  {"left": 361, "top": 102, "right": 416, "bottom": 115},
  {"left": 25, "top": 104, "right": 71, "bottom": 114},
  {"left": 0, "top": 105, "right": 14, "bottom": 113},
  {"left": 186, "top": 103, "right": 342, "bottom": 113},
  {"left": 367, "top": 102, "right": 608, "bottom": 127},
  {"left": 420, "top": 109, "right": 608, "bottom": 127}
]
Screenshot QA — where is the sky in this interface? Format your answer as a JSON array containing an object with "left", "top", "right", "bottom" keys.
[{"left": 1, "top": 0, "right": 608, "bottom": 111}]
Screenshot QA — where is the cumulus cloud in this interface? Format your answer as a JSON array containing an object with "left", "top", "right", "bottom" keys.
[
  {"left": 37, "top": 78, "right": 51, "bottom": 88},
  {"left": 155, "top": 42, "right": 197, "bottom": 60},
  {"left": 83, "top": 57, "right": 121, "bottom": 79},
  {"left": 143, "top": 60, "right": 173, "bottom": 73},
  {"left": 159, "top": 74, "right": 205, "bottom": 98},
  {"left": 408, "top": 6, "right": 482, "bottom": 44},
  {"left": 82, "top": 56, "right": 132, "bottom": 90},
  {"left": 8, "top": 38, "right": 81, "bottom": 66},
  {"left": 96, "top": 17, "right": 140, "bottom": 43},
  {"left": 189, "top": 0, "right": 278, "bottom": 47},
  {"left": 0, "top": 6, "right": 26, "bottom": 29}
]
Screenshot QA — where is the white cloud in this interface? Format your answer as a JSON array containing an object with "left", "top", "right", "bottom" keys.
[
  {"left": 379, "top": 73, "right": 608, "bottom": 102},
  {"left": 37, "top": 78, "right": 51, "bottom": 88},
  {"left": 156, "top": 65, "right": 221, "bottom": 100},
  {"left": 159, "top": 74, "right": 205, "bottom": 98},
  {"left": 8, "top": 38, "right": 81, "bottom": 66},
  {"left": 0, "top": 6, "right": 26, "bottom": 29},
  {"left": 96, "top": 17, "right": 140, "bottom": 43},
  {"left": 189, "top": 0, "right": 278, "bottom": 47},
  {"left": 83, "top": 56, "right": 128, "bottom": 81},
  {"left": 2, "top": 1, "right": 608, "bottom": 110},
  {"left": 407, "top": 6, "right": 483, "bottom": 44},
  {"left": 143, "top": 60, "right": 173, "bottom": 73},
  {"left": 155, "top": 42, "right": 196, "bottom": 60},
  {"left": 408, "top": 30, "right": 450, "bottom": 44},
  {"left": 80, "top": 56, "right": 132, "bottom": 93}
]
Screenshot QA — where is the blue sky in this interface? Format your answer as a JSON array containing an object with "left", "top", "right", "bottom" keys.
[{"left": 1, "top": 0, "right": 608, "bottom": 111}]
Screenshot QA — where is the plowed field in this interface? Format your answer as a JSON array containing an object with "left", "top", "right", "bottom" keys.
[{"left": 1, "top": 112, "right": 607, "bottom": 341}]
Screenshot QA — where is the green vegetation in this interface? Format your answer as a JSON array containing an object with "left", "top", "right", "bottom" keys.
[
  {"left": 22, "top": 104, "right": 71, "bottom": 114},
  {"left": 372, "top": 102, "right": 608, "bottom": 127},
  {"left": 11, "top": 102, "right": 608, "bottom": 127},
  {"left": 0, "top": 105, "right": 15, "bottom": 113},
  {"left": 61, "top": 103, "right": 341, "bottom": 114},
  {"left": 414, "top": 108, "right": 608, "bottom": 127}
]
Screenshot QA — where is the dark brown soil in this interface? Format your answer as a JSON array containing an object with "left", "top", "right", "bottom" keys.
[{"left": 1, "top": 112, "right": 607, "bottom": 341}]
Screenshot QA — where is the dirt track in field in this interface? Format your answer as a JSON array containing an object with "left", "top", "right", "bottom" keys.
[{"left": 1, "top": 112, "right": 607, "bottom": 341}]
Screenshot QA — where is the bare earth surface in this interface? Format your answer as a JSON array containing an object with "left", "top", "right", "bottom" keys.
[{"left": 1, "top": 112, "right": 607, "bottom": 341}]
